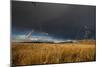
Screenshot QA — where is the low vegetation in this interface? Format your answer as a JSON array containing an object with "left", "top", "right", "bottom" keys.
[{"left": 11, "top": 40, "right": 96, "bottom": 66}]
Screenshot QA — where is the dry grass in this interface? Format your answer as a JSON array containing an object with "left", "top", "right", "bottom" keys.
[{"left": 11, "top": 40, "right": 96, "bottom": 66}]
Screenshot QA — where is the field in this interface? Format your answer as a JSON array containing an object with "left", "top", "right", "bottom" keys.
[{"left": 11, "top": 40, "right": 96, "bottom": 66}]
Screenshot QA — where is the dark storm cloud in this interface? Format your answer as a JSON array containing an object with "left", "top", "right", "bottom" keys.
[{"left": 12, "top": 1, "right": 96, "bottom": 39}]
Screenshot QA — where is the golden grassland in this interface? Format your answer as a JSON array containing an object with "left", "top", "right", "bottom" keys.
[{"left": 11, "top": 40, "right": 96, "bottom": 66}]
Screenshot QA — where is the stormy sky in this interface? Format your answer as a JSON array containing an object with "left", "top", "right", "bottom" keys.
[{"left": 12, "top": 1, "right": 96, "bottom": 39}]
